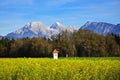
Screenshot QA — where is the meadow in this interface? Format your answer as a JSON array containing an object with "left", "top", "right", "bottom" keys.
[{"left": 0, "top": 57, "right": 120, "bottom": 80}]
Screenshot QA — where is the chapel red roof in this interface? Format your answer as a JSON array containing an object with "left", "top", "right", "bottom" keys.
[{"left": 53, "top": 49, "right": 59, "bottom": 54}]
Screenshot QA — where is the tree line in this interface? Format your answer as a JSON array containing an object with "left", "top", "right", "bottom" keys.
[{"left": 0, "top": 29, "right": 120, "bottom": 57}]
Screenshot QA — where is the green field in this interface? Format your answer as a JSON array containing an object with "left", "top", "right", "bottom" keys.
[{"left": 0, "top": 58, "right": 120, "bottom": 80}]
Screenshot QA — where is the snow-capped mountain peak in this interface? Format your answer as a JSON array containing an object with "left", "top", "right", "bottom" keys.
[
  {"left": 50, "top": 22, "right": 68, "bottom": 33},
  {"left": 14, "top": 22, "right": 47, "bottom": 34},
  {"left": 50, "top": 22, "right": 64, "bottom": 29},
  {"left": 54, "top": 22, "right": 61, "bottom": 26},
  {"left": 6, "top": 21, "right": 78, "bottom": 39}
]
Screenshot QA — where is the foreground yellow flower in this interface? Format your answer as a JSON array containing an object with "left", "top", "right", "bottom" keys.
[{"left": 0, "top": 58, "right": 120, "bottom": 80}]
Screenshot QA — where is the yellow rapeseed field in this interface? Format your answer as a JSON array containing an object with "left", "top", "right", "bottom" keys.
[{"left": 0, "top": 58, "right": 120, "bottom": 80}]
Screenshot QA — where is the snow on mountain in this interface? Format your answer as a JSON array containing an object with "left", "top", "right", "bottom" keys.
[
  {"left": 6, "top": 22, "right": 78, "bottom": 39},
  {"left": 81, "top": 21, "right": 120, "bottom": 36},
  {"left": 50, "top": 22, "right": 66, "bottom": 31},
  {"left": 50, "top": 22, "right": 78, "bottom": 34},
  {"left": 7, "top": 22, "right": 49, "bottom": 39},
  {"left": 49, "top": 22, "right": 66, "bottom": 35}
]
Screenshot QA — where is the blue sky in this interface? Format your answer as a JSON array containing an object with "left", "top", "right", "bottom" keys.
[{"left": 0, "top": 0, "right": 120, "bottom": 36}]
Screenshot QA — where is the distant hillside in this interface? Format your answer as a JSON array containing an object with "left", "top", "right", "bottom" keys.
[
  {"left": 81, "top": 21, "right": 120, "bottom": 36},
  {"left": 0, "top": 35, "right": 3, "bottom": 39}
]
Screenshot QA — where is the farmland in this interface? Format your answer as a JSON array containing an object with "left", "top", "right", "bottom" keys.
[{"left": 0, "top": 58, "right": 120, "bottom": 80}]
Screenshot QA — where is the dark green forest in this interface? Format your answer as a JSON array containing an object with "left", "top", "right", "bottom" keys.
[{"left": 0, "top": 29, "right": 120, "bottom": 57}]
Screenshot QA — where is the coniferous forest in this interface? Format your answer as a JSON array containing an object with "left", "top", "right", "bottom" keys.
[{"left": 0, "top": 30, "right": 120, "bottom": 57}]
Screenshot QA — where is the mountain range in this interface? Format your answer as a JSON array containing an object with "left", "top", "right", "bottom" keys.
[
  {"left": 81, "top": 21, "right": 120, "bottom": 36},
  {"left": 1, "top": 21, "right": 120, "bottom": 39},
  {"left": 6, "top": 22, "right": 78, "bottom": 39}
]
